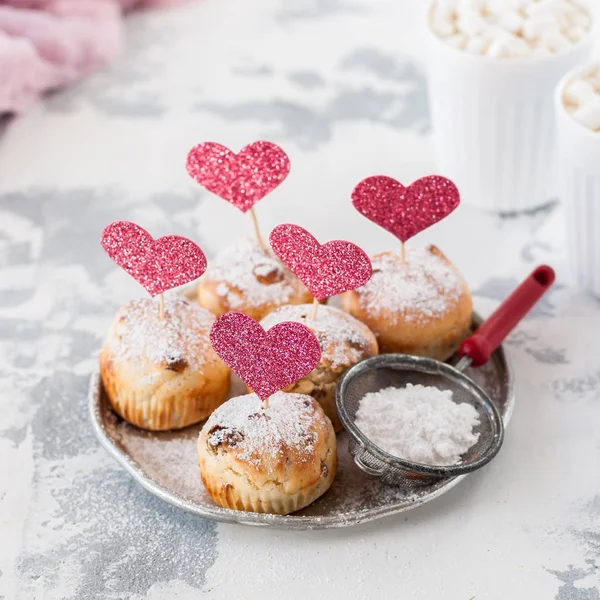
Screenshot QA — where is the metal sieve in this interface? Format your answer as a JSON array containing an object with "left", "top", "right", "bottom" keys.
[{"left": 336, "top": 265, "right": 555, "bottom": 484}]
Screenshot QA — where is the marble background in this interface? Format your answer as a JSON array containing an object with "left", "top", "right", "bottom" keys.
[{"left": 0, "top": 0, "right": 599, "bottom": 598}]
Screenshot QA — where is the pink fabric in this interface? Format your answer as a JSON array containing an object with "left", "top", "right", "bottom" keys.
[{"left": 0, "top": 0, "right": 183, "bottom": 113}]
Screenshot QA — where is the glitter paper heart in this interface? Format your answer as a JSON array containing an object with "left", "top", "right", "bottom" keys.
[
  {"left": 269, "top": 224, "right": 372, "bottom": 301},
  {"left": 186, "top": 141, "right": 291, "bottom": 213},
  {"left": 351, "top": 175, "right": 460, "bottom": 243},
  {"left": 101, "top": 221, "right": 207, "bottom": 297},
  {"left": 210, "top": 312, "right": 322, "bottom": 401}
]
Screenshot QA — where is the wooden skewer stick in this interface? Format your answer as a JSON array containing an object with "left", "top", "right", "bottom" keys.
[
  {"left": 249, "top": 207, "right": 268, "bottom": 253},
  {"left": 262, "top": 396, "right": 270, "bottom": 410},
  {"left": 400, "top": 242, "right": 406, "bottom": 264},
  {"left": 159, "top": 293, "right": 165, "bottom": 320},
  {"left": 310, "top": 297, "right": 319, "bottom": 320}
]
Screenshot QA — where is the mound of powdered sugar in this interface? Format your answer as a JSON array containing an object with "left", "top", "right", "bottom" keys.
[
  {"left": 357, "top": 247, "right": 464, "bottom": 324},
  {"left": 206, "top": 237, "right": 302, "bottom": 309},
  {"left": 261, "top": 304, "right": 373, "bottom": 368},
  {"left": 107, "top": 295, "right": 214, "bottom": 370},
  {"left": 355, "top": 384, "right": 480, "bottom": 466},
  {"left": 204, "top": 392, "right": 320, "bottom": 466}
]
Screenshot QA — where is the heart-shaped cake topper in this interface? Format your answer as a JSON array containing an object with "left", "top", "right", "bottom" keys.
[
  {"left": 269, "top": 224, "right": 372, "bottom": 301},
  {"left": 351, "top": 175, "right": 460, "bottom": 243},
  {"left": 186, "top": 141, "right": 291, "bottom": 213},
  {"left": 101, "top": 221, "right": 207, "bottom": 297},
  {"left": 210, "top": 312, "right": 322, "bottom": 401}
]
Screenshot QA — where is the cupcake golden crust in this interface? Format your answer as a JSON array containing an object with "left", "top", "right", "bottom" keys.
[
  {"left": 197, "top": 237, "right": 313, "bottom": 321},
  {"left": 100, "top": 295, "right": 230, "bottom": 431},
  {"left": 260, "top": 304, "right": 378, "bottom": 431},
  {"left": 198, "top": 392, "right": 337, "bottom": 514},
  {"left": 341, "top": 245, "right": 472, "bottom": 361}
]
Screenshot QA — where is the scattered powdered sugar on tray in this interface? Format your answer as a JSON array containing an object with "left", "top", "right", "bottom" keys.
[
  {"left": 97, "top": 359, "right": 511, "bottom": 523},
  {"left": 358, "top": 247, "right": 464, "bottom": 323},
  {"left": 205, "top": 392, "right": 319, "bottom": 465},
  {"left": 261, "top": 304, "right": 373, "bottom": 368},
  {"left": 107, "top": 295, "right": 214, "bottom": 370},
  {"left": 205, "top": 237, "right": 302, "bottom": 309},
  {"left": 355, "top": 384, "right": 480, "bottom": 466},
  {"left": 115, "top": 422, "right": 206, "bottom": 502}
]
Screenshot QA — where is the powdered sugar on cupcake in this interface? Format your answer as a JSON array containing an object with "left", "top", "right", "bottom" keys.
[
  {"left": 261, "top": 304, "right": 373, "bottom": 368},
  {"left": 357, "top": 247, "right": 464, "bottom": 324},
  {"left": 205, "top": 392, "right": 320, "bottom": 466},
  {"left": 431, "top": 0, "right": 591, "bottom": 58},
  {"left": 205, "top": 237, "right": 303, "bottom": 309},
  {"left": 107, "top": 295, "right": 214, "bottom": 370},
  {"left": 355, "top": 384, "right": 480, "bottom": 466}
]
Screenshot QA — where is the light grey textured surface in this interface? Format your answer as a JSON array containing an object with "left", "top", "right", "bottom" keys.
[{"left": 0, "top": 0, "right": 599, "bottom": 598}]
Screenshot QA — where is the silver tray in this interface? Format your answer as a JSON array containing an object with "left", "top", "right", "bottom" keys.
[{"left": 89, "top": 313, "right": 514, "bottom": 530}]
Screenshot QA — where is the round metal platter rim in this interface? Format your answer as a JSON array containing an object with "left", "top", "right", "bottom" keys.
[{"left": 88, "top": 311, "right": 515, "bottom": 530}]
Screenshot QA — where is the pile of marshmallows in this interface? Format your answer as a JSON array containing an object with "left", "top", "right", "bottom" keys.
[
  {"left": 563, "top": 66, "right": 600, "bottom": 131},
  {"left": 430, "top": 0, "right": 591, "bottom": 58}
]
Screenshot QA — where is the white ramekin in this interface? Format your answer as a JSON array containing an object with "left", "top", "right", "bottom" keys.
[
  {"left": 555, "top": 63, "right": 600, "bottom": 297},
  {"left": 425, "top": 2, "right": 596, "bottom": 213}
]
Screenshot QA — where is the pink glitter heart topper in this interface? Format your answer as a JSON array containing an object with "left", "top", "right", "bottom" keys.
[
  {"left": 269, "top": 224, "right": 372, "bottom": 301},
  {"left": 186, "top": 141, "right": 291, "bottom": 213},
  {"left": 351, "top": 175, "right": 460, "bottom": 243},
  {"left": 210, "top": 312, "right": 322, "bottom": 401},
  {"left": 101, "top": 221, "right": 207, "bottom": 297}
]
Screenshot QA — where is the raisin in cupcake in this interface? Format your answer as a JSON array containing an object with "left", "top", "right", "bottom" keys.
[
  {"left": 197, "top": 238, "right": 313, "bottom": 320},
  {"left": 198, "top": 391, "right": 336, "bottom": 514},
  {"left": 100, "top": 295, "right": 230, "bottom": 431},
  {"left": 260, "top": 304, "right": 378, "bottom": 431},
  {"left": 341, "top": 245, "right": 472, "bottom": 360}
]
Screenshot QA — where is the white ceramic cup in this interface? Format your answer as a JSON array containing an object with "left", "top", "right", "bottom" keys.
[
  {"left": 555, "top": 63, "right": 600, "bottom": 297},
  {"left": 425, "top": 1, "right": 595, "bottom": 213}
]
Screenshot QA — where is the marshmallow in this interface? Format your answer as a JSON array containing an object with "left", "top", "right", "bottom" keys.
[
  {"left": 542, "top": 29, "right": 571, "bottom": 52},
  {"left": 456, "top": 0, "right": 485, "bottom": 13},
  {"left": 465, "top": 34, "right": 490, "bottom": 54},
  {"left": 588, "top": 73, "right": 600, "bottom": 93},
  {"left": 532, "top": 43, "right": 553, "bottom": 57},
  {"left": 572, "top": 10, "right": 591, "bottom": 29},
  {"left": 486, "top": 40, "right": 510, "bottom": 58},
  {"left": 564, "top": 80, "right": 597, "bottom": 105},
  {"left": 510, "top": 36, "right": 532, "bottom": 56},
  {"left": 563, "top": 67, "right": 600, "bottom": 133},
  {"left": 433, "top": 17, "right": 457, "bottom": 37},
  {"left": 446, "top": 33, "right": 469, "bottom": 48},
  {"left": 431, "top": 0, "right": 592, "bottom": 58},
  {"left": 496, "top": 10, "right": 525, "bottom": 34},
  {"left": 523, "top": 14, "right": 561, "bottom": 40},
  {"left": 572, "top": 101, "right": 600, "bottom": 131},
  {"left": 565, "top": 26, "right": 587, "bottom": 42},
  {"left": 456, "top": 11, "right": 488, "bottom": 36},
  {"left": 526, "top": 0, "right": 571, "bottom": 18},
  {"left": 488, "top": 0, "right": 526, "bottom": 11}
]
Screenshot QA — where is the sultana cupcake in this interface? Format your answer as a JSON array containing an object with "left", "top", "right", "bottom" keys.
[
  {"left": 197, "top": 237, "right": 313, "bottom": 320},
  {"left": 341, "top": 245, "right": 472, "bottom": 360},
  {"left": 260, "top": 304, "right": 378, "bottom": 431},
  {"left": 100, "top": 295, "right": 230, "bottom": 431},
  {"left": 198, "top": 391, "right": 336, "bottom": 514}
]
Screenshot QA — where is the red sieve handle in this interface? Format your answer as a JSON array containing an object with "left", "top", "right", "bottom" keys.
[{"left": 459, "top": 265, "right": 555, "bottom": 368}]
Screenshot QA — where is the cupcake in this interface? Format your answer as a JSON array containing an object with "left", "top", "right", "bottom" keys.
[
  {"left": 260, "top": 304, "right": 378, "bottom": 431},
  {"left": 341, "top": 245, "right": 472, "bottom": 360},
  {"left": 197, "top": 237, "right": 313, "bottom": 320},
  {"left": 100, "top": 295, "right": 230, "bottom": 431},
  {"left": 198, "top": 391, "right": 336, "bottom": 514}
]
